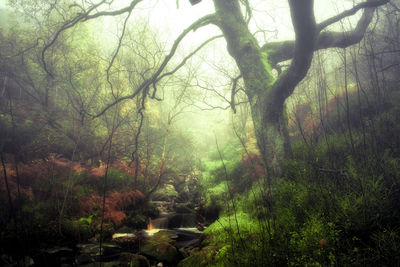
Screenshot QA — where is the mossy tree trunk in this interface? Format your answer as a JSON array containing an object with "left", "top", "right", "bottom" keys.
[{"left": 212, "top": 0, "right": 388, "bottom": 181}]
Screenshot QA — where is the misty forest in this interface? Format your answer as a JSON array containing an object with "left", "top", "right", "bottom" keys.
[{"left": 1, "top": 0, "right": 400, "bottom": 266}]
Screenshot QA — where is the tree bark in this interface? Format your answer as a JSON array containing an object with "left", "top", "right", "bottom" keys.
[{"left": 213, "top": 0, "right": 315, "bottom": 181}]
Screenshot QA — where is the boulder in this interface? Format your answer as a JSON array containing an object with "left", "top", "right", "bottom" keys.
[
  {"left": 76, "top": 243, "right": 121, "bottom": 262},
  {"left": 177, "top": 246, "right": 219, "bottom": 267},
  {"left": 140, "top": 230, "right": 180, "bottom": 264},
  {"left": 75, "top": 253, "right": 93, "bottom": 265},
  {"left": 112, "top": 233, "right": 142, "bottom": 251},
  {"left": 140, "top": 242, "right": 180, "bottom": 264}
]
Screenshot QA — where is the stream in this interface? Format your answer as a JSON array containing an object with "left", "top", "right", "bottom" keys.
[{"left": 2, "top": 201, "right": 204, "bottom": 267}]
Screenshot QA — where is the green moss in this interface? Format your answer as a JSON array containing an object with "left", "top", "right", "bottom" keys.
[
  {"left": 205, "top": 212, "right": 256, "bottom": 245},
  {"left": 177, "top": 246, "right": 220, "bottom": 267},
  {"left": 260, "top": 50, "right": 275, "bottom": 84},
  {"left": 119, "top": 253, "right": 150, "bottom": 267}
]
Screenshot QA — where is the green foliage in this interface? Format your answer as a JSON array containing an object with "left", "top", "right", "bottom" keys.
[
  {"left": 79, "top": 214, "right": 93, "bottom": 225},
  {"left": 61, "top": 218, "right": 94, "bottom": 242},
  {"left": 205, "top": 212, "right": 255, "bottom": 244},
  {"left": 178, "top": 246, "right": 220, "bottom": 267},
  {"left": 106, "top": 169, "right": 134, "bottom": 191},
  {"left": 197, "top": 125, "right": 400, "bottom": 266},
  {"left": 288, "top": 216, "right": 340, "bottom": 266},
  {"left": 121, "top": 214, "right": 148, "bottom": 230},
  {"left": 371, "top": 228, "right": 400, "bottom": 265}
]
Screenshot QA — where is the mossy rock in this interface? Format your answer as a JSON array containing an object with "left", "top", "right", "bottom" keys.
[
  {"left": 177, "top": 246, "right": 219, "bottom": 267},
  {"left": 140, "top": 230, "right": 180, "bottom": 264},
  {"left": 119, "top": 252, "right": 150, "bottom": 267},
  {"left": 152, "top": 229, "right": 179, "bottom": 242},
  {"left": 140, "top": 230, "right": 181, "bottom": 263},
  {"left": 140, "top": 241, "right": 180, "bottom": 264},
  {"left": 62, "top": 219, "right": 93, "bottom": 242}
]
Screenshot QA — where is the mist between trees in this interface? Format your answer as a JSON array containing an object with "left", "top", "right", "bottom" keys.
[{"left": 1, "top": 0, "right": 400, "bottom": 266}]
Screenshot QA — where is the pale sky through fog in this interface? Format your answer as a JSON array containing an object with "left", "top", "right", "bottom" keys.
[
  {"left": 140, "top": 0, "right": 359, "bottom": 46},
  {"left": 0, "top": 0, "right": 360, "bottom": 46}
]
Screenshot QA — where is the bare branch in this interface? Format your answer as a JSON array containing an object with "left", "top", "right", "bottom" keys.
[
  {"left": 156, "top": 35, "right": 223, "bottom": 82},
  {"left": 317, "top": 0, "right": 390, "bottom": 32},
  {"left": 41, "top": 0, "right": 143, "bottom": 77},
  {"left": 92, "top": 14, "right": 217, "bottom": 118},
  {"left": 106, "top": 10, "right": 133, "bottom": 99},
  {"left": 230, "top": 74, "right": 242, "bottom": 114}
]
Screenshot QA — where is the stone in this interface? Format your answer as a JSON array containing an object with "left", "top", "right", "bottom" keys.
[
  {"left": 140, "top": 230, "right": 181, "bottom": 264},
  {"left": 112, "top": 233, "right": 136, "bottom": 239},
  {"left": 155, "top": 229, "right": 178, "bottom": 240},
  {"left": 77, "top": 243, "right": 121, "bottom": 262},
  {"left": 112, "top": 233, "right": 141, "bottom": 250},
  {"left": 119, "top": 253, "right": 150, "bottom": 267},
  {"left": 75, "top": 253, "right": 93, "bottom": 265},
  {"left": 140, "top": 241, "right": 180, "bottom": 264}
]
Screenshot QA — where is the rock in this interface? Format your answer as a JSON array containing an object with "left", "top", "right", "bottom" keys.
[
  {"left": 140, "top": 241, "right": 180, "bottom": 264},
  {"left": 140, "top": 230, "right": 181, "bottom": 264},
  {"left": 177, "top": 246, "right": 219, "bottom": 267},
  {"left": 79, "top": 261, "right": 119, "bottom": 267},
  {"left": 77, "top": 243, "right": 121, "bottom": 262},
  {"left": 112, "top": 233, "right": 141, "bottom": 250},
  {"left": 155, "top": 229, "right": 179, "bottom": 240},
  {"left": 112, "top": 233, "right": 136, "bottom": 239},
  {"left": 34, "top": 247, "right": 74, "bottom": 267},
  {"left": 77, "top": 243, "right": 99, "bottom": 255},
  {"left": 102, "top": 262, "right": 120, "bottom": 267},
  {"left": 174, "top": 229, "right": 203, "bottom": 249},
  {"left": 17, "top": 256, "right": 34, "bottom": 267},
  {"left": 75, "top": 253, "right": 93, "bottom": 265},
  {"left": 119, "top": 252, "right": 150, "bottom": 267}
]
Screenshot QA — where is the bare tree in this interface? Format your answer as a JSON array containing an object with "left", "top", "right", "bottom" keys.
[{"left": 33, "top": 0, "right": 389, "bottom": 183}]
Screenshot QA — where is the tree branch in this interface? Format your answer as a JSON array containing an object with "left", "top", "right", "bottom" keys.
[
  {"left": 92, "top": 14, "right": 217, "bottom": 118},
  {"left": 41, "top": 0, "right": 144, "bottom": 77},
  {"left": 266, "top": 0, "right": 316, "bottom": 120},
  {"left": 261, "top": 0, "right": 389, "bottom": 65},
  {"left": 317, "top": 0, "right": 390, "bottom": 32},
  {"left": 107, "top": 10, "right": 133, "bottom": 99}
]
